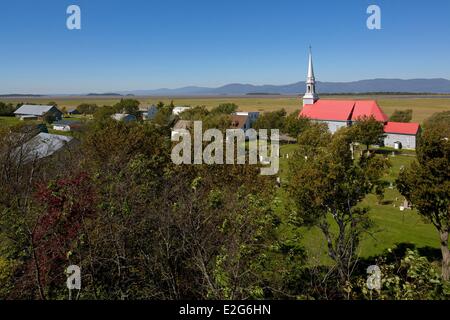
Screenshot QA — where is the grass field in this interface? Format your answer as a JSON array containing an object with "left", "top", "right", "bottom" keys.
[
  {"left": 278, "top": 144, "right": 439, "bottom": 265},
  {"left": 2, "top": 94, "right": 450, "bottom": 124},
  {"left": 0, "top": 116, "right": 21, "bottom": 127}
]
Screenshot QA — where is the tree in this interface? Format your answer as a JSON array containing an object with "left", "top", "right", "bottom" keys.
[
  {"left": 76, "top": 103, "right": 98, "bottom": 115},
  {"left": 113, "top": 99, "right": 141, "bottom": 117},
  {"left": 350, "top": 115, "right": 385, "bottom": 154},
  {"left": 351, "top": 247, "right": 450, "bottom": 300},
  {"left": 93, "top": 105, "right": 116, "bottom": 121},
  {"left": 296, "top": 122, "right": 331, "bottom": 157},
  {"left": 0, "top": 102, "right": 16, "bottom": 116},
  {"left": 283, "top": 113, "right": 311, "bottom": 137},
  {"left": 424, "top": 110, "right": 450, "bottom": 129},
  {"left": 288, "top": 128, "right": 388, "bottom": 289},
  {"left": 389, "top": 109, "right": 412, "bottom": 123},
  {"left": 397, "top": 120, "right": 450, "bottom": 280},
  {"left": 253, "top": 109, "right": 286, "bottom": 130},
  {"left": 210, "top": 103, "right": 238, "bottom": 115},
  {"left": 153, "top": 103, "right": 175, "bottom": 127},
  {"left": 179, "top": 105, "right": 209, "bottom": 120}
]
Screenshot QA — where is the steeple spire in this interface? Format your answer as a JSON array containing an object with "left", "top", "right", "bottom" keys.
[
  {"left": 303, "top": 46, "right": 319, "bottom": 106},
  {"left": 307, "top": 46, "right": 315, "bottom": 80}
]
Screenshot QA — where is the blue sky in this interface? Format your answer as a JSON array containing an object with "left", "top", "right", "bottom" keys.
[{"left": 1, "top": 0, "right": 449, "bottom": 94}]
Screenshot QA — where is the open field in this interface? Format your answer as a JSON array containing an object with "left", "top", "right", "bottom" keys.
[
  {"left": 2, "top": 94, "right": 450, "bottom": 124},
  {"left": 278, "top": 144, "right": 439, "bottom": 265}
]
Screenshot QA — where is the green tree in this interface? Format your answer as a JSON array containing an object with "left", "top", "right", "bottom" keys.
[
  {"left": 423, "top": 110, "right": 450, "bottom": 129},
  {"left": 210, "top": 103, "right": 238, "bottom": 115},
  {"left": 389, "top": 109, "right": 412, "bottom": 122},
  {"left": 350, "top": 115, "right": 386, "bottom": 154},
  {"left": 289, "top": 128, "right": 388, "bottom": 288},
  {"left": 93, "top": 105, "right": 116, "bottom": 121},
  {"left": 351, "top": 247, "right": 450, "bottom": 300},
  {"left": 397, "top": 121, "right": 450, "bottom": 280},
  {"left": 253, "top": 109, "right": 286, "bottom": 130},
  {"left": 283, "top": 113, "right": 311, "bottom": 137},
  {"left": 113, "top": 99, "right": 141, "bottom": 117},
  {"left": 0, "top": 102, "right": 16, "bottom": 116},
  {"left": 179, "top": 105, "right": 209, "bottom": 120},
  {"left": 77, "top": 103, "right": 98, "bottom": 115}
]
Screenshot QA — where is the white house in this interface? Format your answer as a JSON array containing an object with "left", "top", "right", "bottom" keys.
[
  {"left": 52, "top": 120, "right": 82, "bottom": 132},
  {"left": 173, "top": 106, "right": 192, "bottom": 116}
]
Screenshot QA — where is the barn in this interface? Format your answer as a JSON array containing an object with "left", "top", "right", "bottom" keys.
[{"left": 14, "top": 105, "right": 63, "bottom": 121}]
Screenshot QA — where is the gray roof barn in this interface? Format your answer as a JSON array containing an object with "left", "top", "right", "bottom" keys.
[
  {"left": 16, "top": 133, "right": 74, "bottom": 162},
  {"left": 14, "top": 105, "right": 58, "bottom": 116}
]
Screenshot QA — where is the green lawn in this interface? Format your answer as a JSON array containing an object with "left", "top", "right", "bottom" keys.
[
  {"left": 0, "top": 116, "right": 76, "bottom": 137},
  {"left": 0, "top": 116, "right": 21, "bottom": 127},
  {"left": 277, "top": 144, "right": 439, "bottom": 265}
]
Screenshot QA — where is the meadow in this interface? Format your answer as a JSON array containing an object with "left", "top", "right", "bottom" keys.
[{"left": 2, "top": 94, "right": 450, "bottom": 124}]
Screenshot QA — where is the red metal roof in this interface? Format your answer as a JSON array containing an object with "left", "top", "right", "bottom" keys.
[
  {"left": 384, "top": 122, "right": 420, "bottom": 135},
  {"left": 352, "top": 100, "right": 388, "bottom": 122},
  {"left": 299, "top": 100, "right": 355, "bottom": 121},
  {"left": 299, "top": 99, "right": 388, "bottom": 122}
]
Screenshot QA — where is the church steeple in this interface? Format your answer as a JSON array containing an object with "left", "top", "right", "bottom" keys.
[{"left": 303, "top": 46, "right": 319, "bottom": 106}]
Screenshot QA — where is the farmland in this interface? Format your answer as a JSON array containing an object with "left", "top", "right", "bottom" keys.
[{"left": 1, "top": 94, "right": 450, "bottom": 124}]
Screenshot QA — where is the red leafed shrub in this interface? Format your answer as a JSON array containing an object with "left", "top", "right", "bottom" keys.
[{"left": 31, "top": 172, "right": 96, "bottom": 294}]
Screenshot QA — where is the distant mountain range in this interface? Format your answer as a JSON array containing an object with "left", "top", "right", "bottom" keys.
[
  {"left": 2, "top": 79, "right": 450, "bottom": 97},
  {"left": 116, "top": 78, "right": 450, "bottom": 96}
]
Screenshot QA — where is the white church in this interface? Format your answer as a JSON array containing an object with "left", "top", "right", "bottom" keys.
[{"left": 299, "top": 49, "right": 420, "bottom": 150}]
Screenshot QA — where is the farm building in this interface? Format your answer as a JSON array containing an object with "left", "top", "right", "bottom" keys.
[
  {"left": 14, "top": 105, "right": 63, "bottom": 121},
  {"left": 173, "top": 106, "right": 192, "bottom": 116},
  {"left": 111, "top": 113, "right": 137, "bottom": 122},
  {"left": 143, "top": 105, "right": 158, "bottom": 120},
  {"left": 232, "top": 111, "right": 260, "bottom": 128},
  {"left": 52, "top": 120, "right": 82, "bottom": 132},
  {"left": 15, "top": 133, "right": 76, "bottom": 163},
  {"left": 230, "top": 115, "right": 250, "bottom": 130},
  {"left": 67, "top": 108, "right": 80, "bottom": 115},
  {"left": 383, "top": 122, "right": 420, "bottom": 149},
  {"left": 298, "top": 48, "right": 420, "bottom": 149}
]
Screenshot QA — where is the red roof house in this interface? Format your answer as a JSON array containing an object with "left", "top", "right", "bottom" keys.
[{"left": 384, "top": 122, "right": 420, "bottom": 135}]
